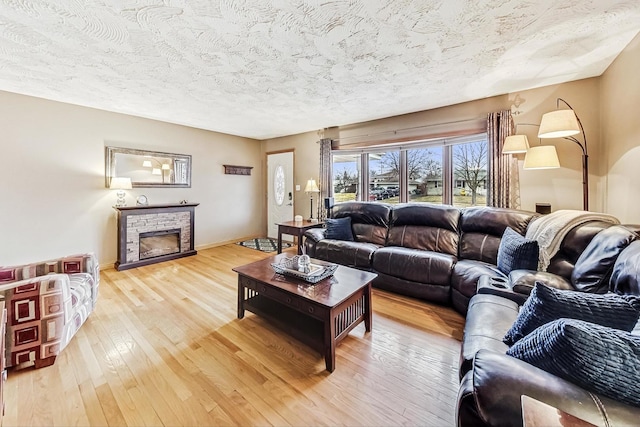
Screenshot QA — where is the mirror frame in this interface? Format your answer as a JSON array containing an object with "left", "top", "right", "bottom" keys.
[{"left": 105, "top": 146, "right": 192, "bottom": 188}]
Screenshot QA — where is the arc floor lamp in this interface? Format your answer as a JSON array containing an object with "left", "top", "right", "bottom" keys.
[
  {"left": 537, "top": 98, "right": 589, "bottom": 211},
  {"left": 510, "top": 98, "right": 589, "bottom": 211}
]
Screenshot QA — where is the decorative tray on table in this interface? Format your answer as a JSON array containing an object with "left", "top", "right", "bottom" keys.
[{"left": 271, "top": 256, "right": 338, "bottom": 284}]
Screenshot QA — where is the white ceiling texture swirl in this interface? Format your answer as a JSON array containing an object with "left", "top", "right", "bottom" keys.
[{"left": 1, "top": 1, "right": 639, "bottom": 139}]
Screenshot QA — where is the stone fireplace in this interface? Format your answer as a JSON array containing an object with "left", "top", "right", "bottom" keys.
[{"left": 113, "top": 203, "right": 199, "bottom": 270}]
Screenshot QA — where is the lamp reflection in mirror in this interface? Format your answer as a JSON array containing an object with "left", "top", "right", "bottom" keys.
[
  {"left": 110, "top": 177, "right": 132, "bottom": 207},
  {"left": 537, "top": 98, "right": 589, "bottom": 211},
  {"left": 304, "top": 178, "right": 320, "bottom": 222}
]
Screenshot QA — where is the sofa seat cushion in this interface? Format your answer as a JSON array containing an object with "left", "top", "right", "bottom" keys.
[
  {"left": 459, "top": 294, "right": 517, "bottom": 378},
  {"left": 507, "top": 319, "right": 640, "bottom": 407},
  {"left": 372, "top": 246, "right": 455, "bottom": 286},
  {"left": 313, "top": 239, "right": 379, "bottom": 269},
  {"left": 504, "top": 282, "right": 640, "bottom": 345}
]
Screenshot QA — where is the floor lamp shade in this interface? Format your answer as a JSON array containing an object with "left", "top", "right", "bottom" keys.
[
  {"left": 538, "top": 110, "right": 581, "bottom": 138},
  {"left": 502, "top": 135, "right": 529, "bottom": 154},
  {"left": 523, "top": 146, "right": 560, "bottom": 169}
]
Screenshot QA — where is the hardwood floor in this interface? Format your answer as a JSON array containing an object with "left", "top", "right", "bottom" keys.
[{"left": 4, "top": 244, "right": 465, "bottom": 426}]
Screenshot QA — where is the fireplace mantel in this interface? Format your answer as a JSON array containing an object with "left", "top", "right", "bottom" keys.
[{"left": 113, "top": 203, "right": 199, "bottom": 270}]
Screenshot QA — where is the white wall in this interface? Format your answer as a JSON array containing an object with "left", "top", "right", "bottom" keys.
[
  {"left": 0, "top": 91, "right": 263, "bottom": 267},
  {"left": 601, "top": 31, "right": 640, "bottom": 223}
]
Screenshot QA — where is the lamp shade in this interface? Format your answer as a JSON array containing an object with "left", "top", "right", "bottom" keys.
[
  {"left": 304, "top": 178, "right": 320, "bottom": 193},
  {"left": 152, "top": 168, "right": 161, "bottom": 175},
  {"left": 502, "top": 135, "right": 529, "bottom": 154},
  {"left": 142, "top": 160, "right": 152, "bottom": 167},
  {"left": 523, "top": 146, "right": 560, "bottom": 169},
  {"left": 109, "top": 177, "right": 132, "bottom": 190},
  {"left": 538, "top": 109, "right": 580, "bottom": 139},
  {"left": 161, "top": 163, "right": 171, "bottom": 170}
]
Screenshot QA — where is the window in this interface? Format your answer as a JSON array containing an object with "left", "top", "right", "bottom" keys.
[
  {"left": 331, "top": 133, "right": 488, "bottom": 207},
  {"left": 369, "top": 150, "right": 400, "bottom": 204},
  {"left": 408, "top": 146, "right": 442, "bottom": 204},
  {"left": 452, "top": 140, "right": 488, "bottom": 207},
  {"left": 332, "top": 153, "right": 360, "bottom": 203}
]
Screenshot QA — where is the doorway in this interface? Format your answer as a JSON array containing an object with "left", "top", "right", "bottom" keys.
[{"left": 267, "top": 151, "right": 294, "bottom": 239}]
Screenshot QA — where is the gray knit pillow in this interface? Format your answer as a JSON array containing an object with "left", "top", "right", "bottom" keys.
[
  {"left": 497, "top": 227, "right": 539, "bottom": 275},
  {"left": 507, "top": 319, "right": 640, "bottom": 407},
  {"left": 503, "top": 282, "right": 640, "bottom": 345}
]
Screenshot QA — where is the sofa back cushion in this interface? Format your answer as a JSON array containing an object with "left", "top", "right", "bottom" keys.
[
  {"left": 387, "top": 203, "right": 460, "bottom": 256},
  {"left": 610, "top": 240, "right": 640, "bottom": 296},
  {"left": 546, "top": 220, "right": 613, "bottom": 281},
  {"left": 571, "top": 225, "right": 638, "bottom": 293},
  {"left": 459, "top": 207, "right": 537, "bottom": 264},
  {"left": 332, "top": 201, "right": 391, "bottom": 246}
]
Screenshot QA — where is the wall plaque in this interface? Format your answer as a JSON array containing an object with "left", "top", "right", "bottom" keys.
[{"left": 224, "top": 165, "right": 253, "bottom": 175}]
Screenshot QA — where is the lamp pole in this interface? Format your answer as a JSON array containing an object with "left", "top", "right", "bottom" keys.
[{"left": 557, "top": 98, "right": 589, "bottom": 211}]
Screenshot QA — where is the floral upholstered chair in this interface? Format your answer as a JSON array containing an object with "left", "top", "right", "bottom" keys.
[{"left": 0, "top": 253, "right": 99, "bottom": 369}]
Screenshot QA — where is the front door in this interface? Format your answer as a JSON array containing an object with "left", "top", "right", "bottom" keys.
[{"left": 267, "top": 151, "right": 294, "bottom": 239}]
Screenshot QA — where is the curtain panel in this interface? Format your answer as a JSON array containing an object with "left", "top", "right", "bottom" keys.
[
  {"left": 318, "top": 138, "right": 333, "bottom": 221},
  {"left": 487, "top": 110, "right": 520, "bottom": 209}
]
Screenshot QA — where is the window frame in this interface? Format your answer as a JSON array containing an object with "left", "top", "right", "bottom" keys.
[{"left": 330, "top": 132, "right": 488, "bottom": 206}]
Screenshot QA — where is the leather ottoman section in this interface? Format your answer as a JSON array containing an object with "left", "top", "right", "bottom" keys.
[
  {"left": 372, "top": 246, "right": 456, "bottom": 286},
  {"left": 313, "top": 240, "right": 379, "bottom": 269},
  {"left": 457, "top": 350, "right": 637, "bottom": 427},
  {"left": 372, "top": 272, "right": 450, "bottom": 303},
  {"left": 459, "top": 294, "right": 517, "bottom": 379}
]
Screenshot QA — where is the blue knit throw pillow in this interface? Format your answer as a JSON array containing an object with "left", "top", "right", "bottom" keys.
[
  {"left": 507, "top": 318, "right": 640, "bottom": 407},
  {"left": 497, "top": 227, "right": 539, "bottom": 275},
  {"left": 503, "top": 282, "right": 640, "bottom": 345},
  {"left": 325, "top": 217, "right": 354, "bottom": 241}
]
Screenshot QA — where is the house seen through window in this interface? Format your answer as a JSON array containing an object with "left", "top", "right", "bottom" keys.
[{"left": 331, "top": 133, "right": 488, "bottom": 207}]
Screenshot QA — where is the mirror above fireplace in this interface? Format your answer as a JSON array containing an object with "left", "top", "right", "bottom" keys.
[{"left": 105, "top": 146, "right": 192, "bottom": 188}]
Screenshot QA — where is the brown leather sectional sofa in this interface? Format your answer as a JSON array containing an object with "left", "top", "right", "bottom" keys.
[
  {"left": 305, "top": 201, "right": 640, "bottom": 425},
  {"left": 304, "top": 201, "right": 538, "bottom": 313}
]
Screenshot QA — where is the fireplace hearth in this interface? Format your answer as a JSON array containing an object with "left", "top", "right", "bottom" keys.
[{"left": 113, "top": 203, "right": 199, "bottom": 270}]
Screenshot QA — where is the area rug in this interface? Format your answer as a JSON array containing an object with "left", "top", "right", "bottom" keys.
[{"left": 236, "top": 238, "right": 292, "bottom": 252}]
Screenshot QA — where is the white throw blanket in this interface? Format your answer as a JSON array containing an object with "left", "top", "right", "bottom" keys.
[{"left": 525, "top": 210, "right": 620, "bottom": 271}]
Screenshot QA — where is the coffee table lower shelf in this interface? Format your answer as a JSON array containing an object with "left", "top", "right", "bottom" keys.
[
  {"left": 236, "top": 276, "right": 372, "bottom": 372},
  {"left": 244, "top": 295, "right": 325, "bottom": 353}
]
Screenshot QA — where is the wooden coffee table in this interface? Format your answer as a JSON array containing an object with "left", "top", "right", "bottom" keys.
[{"left": 233, "top": 254, "right": 377, "bottom": 372}]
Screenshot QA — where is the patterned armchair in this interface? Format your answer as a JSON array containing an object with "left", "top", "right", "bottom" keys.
[{"left": 0, "top": 253, "right": 99, "bottom": 369}]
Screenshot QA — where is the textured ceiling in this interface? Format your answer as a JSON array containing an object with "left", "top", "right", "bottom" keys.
[{"left": 1, "top": 1, "right": 639, "bottom": 139}]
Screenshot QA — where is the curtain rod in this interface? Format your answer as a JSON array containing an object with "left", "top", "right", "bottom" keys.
[{"left": 328, "top": 117, "right": 485, "bottom": 142}]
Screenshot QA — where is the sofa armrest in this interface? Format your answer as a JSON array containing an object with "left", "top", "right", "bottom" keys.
[
  {"left": 457, "top": 350, "right": 640, "bottom": 427},
  {"left": 304, "top": 228, "right": 326, "bottom": 243},
  {"left": 508, "top": 269, "right": 573, "bottom": 295},
  {"left": 0, "top": 274, "right": 74, "bottom": 368}
]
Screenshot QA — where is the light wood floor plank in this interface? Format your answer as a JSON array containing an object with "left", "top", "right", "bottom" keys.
[{"left": 4, "top": 243, "right": 465, "bottom": 426}]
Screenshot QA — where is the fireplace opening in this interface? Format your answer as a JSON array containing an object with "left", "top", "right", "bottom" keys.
[{"left": 139, "top": 229, "right": 181, "bottom": 260}]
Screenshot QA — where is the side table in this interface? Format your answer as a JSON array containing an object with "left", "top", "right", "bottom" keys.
[
  {"left": 522, "top": 395, "right": 597, "bottom": 427},
  {"left": 276, "top": 220, "right": 324, "bottom": 255}
]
